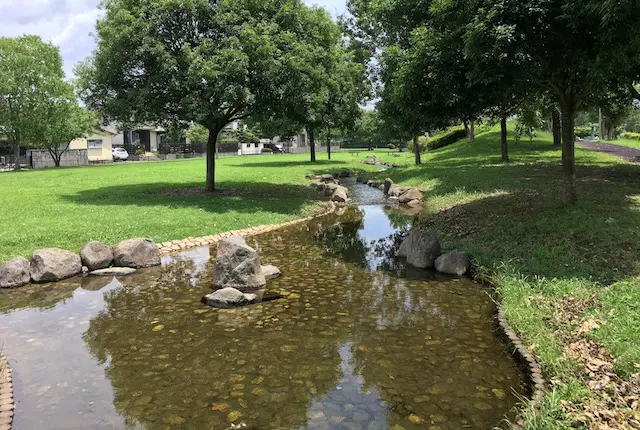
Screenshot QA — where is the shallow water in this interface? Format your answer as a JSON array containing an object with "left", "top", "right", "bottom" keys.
[{"left": 0, "top": 201, "right": 526, "bottom": 430}]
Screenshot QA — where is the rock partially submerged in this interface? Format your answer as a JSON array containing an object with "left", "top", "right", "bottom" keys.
[
  {"left": 261, "top": 265, "right": 281, "bottom": 280},
  {"left": 90, "top": 267, "right": 137, "bottom": 276},
  {"left": 30, "top": 248, "right": 82, "bottom": 282},
  {"left": 397, "top": 230, "right": 442, "bottom": 269},
  {"left": 435, "top": 251, "right": 471, "bottom": 276},
  {"left": 383, "top": 178, "right": 394, "bottom": 195},
  {"left": 0, "top": 257, "right": 31, "bottom": 288},
  {"left": 203, "top": 287, "right": 258, "bottom": 308},
  {"left": 398, "top": 188, "right": 424, "bottom": 204},
  {"left": 80, "top": 241, "right": 113, "bottom": 271},
  {"left": 113, "top": 238, "right": 161, "bottom": 268},
  {"left": 213, "top": 235, "right": 266, "bottom": 291}
]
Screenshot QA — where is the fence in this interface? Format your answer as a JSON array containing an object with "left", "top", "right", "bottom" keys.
[{"left": 28, "top": 149, "right": 88, "bottom": 169}]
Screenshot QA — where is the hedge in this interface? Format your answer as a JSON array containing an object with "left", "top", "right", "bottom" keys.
[
  {"left": 622, "top": 132, "right": 640, "bottom": 141},
  {"left": 575, "top": 127, "right": 593, "bottom": 139},
  {"left": 425, "top": 126, "right": 467, "bottom": 151}
]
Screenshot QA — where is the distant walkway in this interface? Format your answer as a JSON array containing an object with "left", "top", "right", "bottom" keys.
[{"left": 579, "top": 140, "right": 640, "bottom": 162}]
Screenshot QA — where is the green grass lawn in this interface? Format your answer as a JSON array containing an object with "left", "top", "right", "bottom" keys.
[
  {"left": 368, "top": 129, "right": 640, "bottom": 429},
  {"left": 0, "top": 153, "right": 376, "bottom": 263}
]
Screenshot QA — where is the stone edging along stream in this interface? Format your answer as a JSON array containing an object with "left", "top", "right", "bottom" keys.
[
  {"left": 475, "top": 273, "right": 547, "bottom": 427},
  {"left": 0, "top": 353, "right": 14, "bottom": 430}
]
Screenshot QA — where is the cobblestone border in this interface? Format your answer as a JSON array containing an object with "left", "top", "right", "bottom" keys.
[
  {"left": 475, "top": 273, "right": 546, "bottom": 427},
  {"left": 0, "top": 353, "right": 14, "bottom": 430},
  {"left": 156, "top": 202, "right": 337, "bottom": 255}
]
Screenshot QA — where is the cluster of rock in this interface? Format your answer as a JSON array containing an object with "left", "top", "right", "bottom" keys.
[
  {"left": 308, "top": 173, "right": 351, "bottom": 203},
  {"left": 397, "top": 230, "right": 471, "bottom": 276},
  {"left": 361, "top": 155, "right": 407, "bottom": 168},
  {"left": 202, "top": 235, "right": 281, "bottom": 308},
  {"left": 357, "top": 177, "right": 424, "bottom": 208},
  {"left": 0, "top": 238, "right": 160, "bottom": 289}
]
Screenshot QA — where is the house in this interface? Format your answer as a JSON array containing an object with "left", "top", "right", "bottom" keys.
[
  {"left": 101, "top": 124, "right": 165, "bottom": 153},
  {"left": 68, "top": 130, "right": 115, "bottom": 162}
]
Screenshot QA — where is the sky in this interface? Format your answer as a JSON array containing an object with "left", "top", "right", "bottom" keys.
[{"left": 0, "top": 0, "right": 347, "bottom": 78}]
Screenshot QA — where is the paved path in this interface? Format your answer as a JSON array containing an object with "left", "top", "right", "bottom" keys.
[{"left": 579, "top": 140, "right": 640, "bottom": 162}]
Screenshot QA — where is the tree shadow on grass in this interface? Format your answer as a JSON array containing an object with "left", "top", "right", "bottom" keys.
[
  {"left": 231, "top": 159, "right": 350, "bottom": 168},
  {"left": 61, "top": 181, "right": 319, "bottom": 216},
  {"left": 403, "top": 159, "right": 640, "bottom": 285}
]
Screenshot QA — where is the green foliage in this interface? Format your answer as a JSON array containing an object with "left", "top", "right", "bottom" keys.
[
  {"left": 425, "top": 127, "right": 467, "bottom": 151},
  {"left": 185, "top": 125, "right": 208, "bottom": 145},
  {"left": 575, "top": 127, "right": 594, "bottom": 139},
  {"left": 0, "top": 36, "right": 67, "bottom": 153},
  {"left": 621, "top": 132, "right": 640, "bottom": 141},
  {"left": 218, "top": 139, "right": 239, "bottom": 153}
]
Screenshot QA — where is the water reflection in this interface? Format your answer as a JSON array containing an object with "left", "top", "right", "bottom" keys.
[{"left": 0, "top": 203, "right": 526, "bottom": 429}]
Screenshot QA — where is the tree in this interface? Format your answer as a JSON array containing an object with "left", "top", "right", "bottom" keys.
[
  {"left": 42, "top": 103, "right": 97, "bottom": 167},
  {"left": 0, "top": 36, "right": 67, "bottom": 170},
  {"left": 77, "top": 0, "right": 332, "bottom": 191}
]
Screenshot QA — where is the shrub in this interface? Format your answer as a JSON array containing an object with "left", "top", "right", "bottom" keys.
[
  {"left": 425, "top": 126, "right": 467, "bottom": 151},
  {"left": 261, "top": 148, "right": 273, "bottom": 153},
  {"left": 575, "top": 127, "right": 593, "bottom": 139},
  {"left": 621, "top": 132, "right": 640, "bottom": 141},
  {"left": 218, "top": 138, "right": 239, "bottom": 153},
  {"left": 387, "top": 143, "right": 397, "bottom": 150}
]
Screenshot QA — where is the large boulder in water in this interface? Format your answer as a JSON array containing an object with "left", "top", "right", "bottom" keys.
[
  {"left": 398, "top": 188, "right": 424, "bottom": 204},
  {"left": 383, "top": 178, "right": 394, "bottom": 195},
  {"left": 202, "top": 287, "right": 258, "bottom": 308},
  {"left": 397, "top": 230, "right": 441, "bottom": 269},
  {"left": 435, "top": 251, "right": 471, "bottom": 276},
  {"left": 331, "top": 186, "right": 350, "bottom": 203},
  {"left": 30, "top": 248, "right": 82, "bottom": 282},
  {"left": 0, "top": 257, "right": 31, "bottom": 288},
  {"left": 113, "top": 238, "right": 161, "bottom": 268},
  {"left": 213, "top": 235, "right": 266, "bottom": 291},
  {"left": 80, "top": 241, "right": 113, "bottom": 271}
]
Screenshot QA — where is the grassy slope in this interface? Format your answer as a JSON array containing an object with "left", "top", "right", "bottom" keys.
[
  {"left": 371, "top": 128, "right": 640, "bottom": 428},
  {"left": 0, "top": 154, "right": 375, "bottom": 263}
]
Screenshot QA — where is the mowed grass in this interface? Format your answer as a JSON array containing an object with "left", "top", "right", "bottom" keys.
[
  {"left": 368, "top": 127, "right": 640, "bottom": 428},
  {"left": 0, "top": 153, "right": 375, "bottom": 263}
]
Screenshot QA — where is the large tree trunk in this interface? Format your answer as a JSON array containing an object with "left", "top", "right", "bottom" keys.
[
  {"left": 309, "top": 128, "right": 316, "bottom": 162},
  {"left": 469, "top": 121, "right": 475, "bottom": 142},
  {"left": 500, "top": 114, "right": 509, "bottom": 162},
  {"left": 326, "top": 131, "right": 331, "bottom": 160},
  {"left": 560, "top": 98, "right": 577, "bottom": 203},
  {"left": 552, "top": 109, "right": 561, "bottom": 146},
  {"left": 413, "top": 135, "right": 421, "bottom": 165},
  {"left": 13, "top": 142, "right": 20, "bottom": 171},
  {"left": 205, "top": 124, "right": 222, "bottom": 192}
]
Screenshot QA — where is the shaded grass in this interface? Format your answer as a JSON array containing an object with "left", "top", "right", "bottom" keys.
[
  {"left": 608, "top": 138, "right": 640, "bottom": 150},
  {"left": 370, "top": 127, "right": 640, "bottom": 428},
  {"left": 0, "top": 154, "right": 376, "bottom": 263}
]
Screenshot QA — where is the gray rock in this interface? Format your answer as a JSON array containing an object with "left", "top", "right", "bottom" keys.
[
  {"left": 366, "top": 180, "right": 376, "bottom": 187},
  {"left": 112, "top": 238, "right": 160, "bottom": 268},
  {"left": 213, "top": 235, "right": 266, "bottom": 291},
  {"left": 202, "top": 287, "right": 258, "bottom": 308},
  {"left": 397, "top": 230, "right": 442, "bottom": 269},
  {"left": 435, "top": 251, "right": 471, "bottom": 276},
  {"left": 30, "top": 248, "right": 82, "bottom": 283},
  {"left": 261, "top": 265, "right": 281, "bottom": 280},
  {"left": 331, "top": 186, "right": 349, "bottom": 203},
  {"left": 406, "top": 199, "right": 422, "bottom": 208},
  {"left": 90, "top": 267, "right": 137, "bottom": 276},
  {"left": 384, "top": 178, "right": 394, "bottom": 195},
  {"left": 388, "top": 186, "right": 411, "bottom": 197},
  {"left": 398, "top": 188, "right": 424, "bottom": 204},
  {"left": 80, "top": 241, "right": 113, "bottom": 271},
  {"left": 320, "top": 174, "right": 336, "bottom": 183},
  {"left": 0, "top": 257, "right": 31, "bottom": 288},
  {"left": 323, "top": 183, "right": 340, "bottom": 196},
  {"left": 82, "top": 266, "right": 89, "bottom": 276}
]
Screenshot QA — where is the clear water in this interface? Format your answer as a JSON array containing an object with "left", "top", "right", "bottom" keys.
[{"left": 0, "top": 198, "right": 526, "bottom": 430}]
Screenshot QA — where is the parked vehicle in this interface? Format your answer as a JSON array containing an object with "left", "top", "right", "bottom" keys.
[
  {"left": 263, "top": 143, "right": 283, "bottom": 153},
  {"left": 112, "top": 147, "right": 129, "bottom": 161}
]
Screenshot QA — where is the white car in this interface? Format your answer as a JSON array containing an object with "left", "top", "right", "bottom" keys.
[{"left": 112, "top": 147, "right": 129, "bottom": 161}]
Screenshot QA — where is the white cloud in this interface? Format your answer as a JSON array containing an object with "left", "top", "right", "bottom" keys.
[{"left": 0, "top": 0, "right": 346, "bottom": 79}]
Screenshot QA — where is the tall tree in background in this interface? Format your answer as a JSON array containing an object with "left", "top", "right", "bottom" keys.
[
  {"left": 42, "top": 103, "right": 97, "bottom": 167},
  {"left": 0, "top": 36, "right": 68, "bottom": 170},
  {"left": 77, "top": 0, "right": 334, "bottom": 191}
]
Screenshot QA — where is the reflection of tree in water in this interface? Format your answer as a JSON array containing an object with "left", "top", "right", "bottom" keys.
[{"left": 83, "top": 253, "right": 348, "bottom": 429}]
